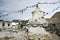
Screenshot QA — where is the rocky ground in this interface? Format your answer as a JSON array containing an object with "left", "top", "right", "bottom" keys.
[{"left": 0, "top": 29, "right": 60, "bottom": 40}]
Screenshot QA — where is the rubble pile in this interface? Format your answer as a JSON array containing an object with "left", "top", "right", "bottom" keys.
[
  {"left": 0, "top": 30, "right": 60, "bottom": 40},
  {"left": 40, "top": 33, "right": 60, "bottom": 40}
]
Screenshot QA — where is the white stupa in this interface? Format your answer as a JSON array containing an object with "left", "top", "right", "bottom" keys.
[{"left": 28, "top": 4, "right": 48, "bottom": 26}]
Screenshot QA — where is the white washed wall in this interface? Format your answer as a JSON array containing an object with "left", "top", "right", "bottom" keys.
[
  {"left": 28, "top": 8, "right": 48, "bottom": 25},
  {"left": 0, "top": 22, "right": 3, "bottom": 28},
  {"left": 0, "top": 22, "right": 12, "bottom": 28},
  {"left": 4, "top": 22, "right": 12, "bottom": 28}
]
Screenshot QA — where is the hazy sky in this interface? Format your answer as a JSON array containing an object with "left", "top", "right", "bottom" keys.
[{"left": 0, "top": 0, "right": 60, "bottom": 21}]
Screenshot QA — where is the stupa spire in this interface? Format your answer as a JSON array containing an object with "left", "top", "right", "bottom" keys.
[{"left": 36, "top": 4, "right": 38, "bottom": 8}]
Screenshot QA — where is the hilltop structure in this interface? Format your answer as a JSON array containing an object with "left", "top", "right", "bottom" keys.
[{"left": 28, "top": 4, "right": 48, "bottom": 26}]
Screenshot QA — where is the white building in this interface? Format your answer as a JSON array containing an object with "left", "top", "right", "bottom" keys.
[
  {"left": 0, "top": 20, "right": 28, "bottom": 31},
  {"left": 0, "top": 20, "right": 12, "bottom": 29},
  {"left": 0, "top": 20, "right": 20, "bottom": 30}
]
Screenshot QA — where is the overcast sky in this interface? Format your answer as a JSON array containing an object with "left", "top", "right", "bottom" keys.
[{"left": 0, "top": 0, "right": 60, "bottom": 21}]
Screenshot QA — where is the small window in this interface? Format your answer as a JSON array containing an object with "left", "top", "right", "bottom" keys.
[
  {"left": 44, "top": 23, "right": 46, "bottom": 25},
  {"left": 35, "top": 19, "right": 37, "bottom": 21},
  {"left": 41, "top": 17, "right": 44, "bottom": 19},
  {"left": 32, "top": 12, "right": 34, "bottom": 14},
  {"left": 2, "top": 22, "right": 5, "bottom": 27},
  {"left": 8, "top": 23, "right": 10, "bottom": 26}
]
